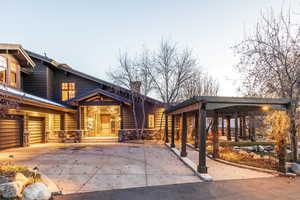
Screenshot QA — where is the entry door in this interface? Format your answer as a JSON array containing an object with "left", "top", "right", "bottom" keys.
[
  {"left": 0, "top": 119, "right": 22, "bottom": 149},
  {"left": 28, "top": 117, "right": 45, "bottom": 144},
  {"left": 100, "top": 114, "right": 111, "bottom": 136}
]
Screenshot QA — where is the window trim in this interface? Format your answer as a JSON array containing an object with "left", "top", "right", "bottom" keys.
[{"left": 61, "top": 82, "right": 76, "bottom": 101}]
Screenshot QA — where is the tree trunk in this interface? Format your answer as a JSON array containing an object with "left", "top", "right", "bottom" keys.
[
  {"left": 278, "top": 140, "right": 286, "bottom": 173},
  {"left": 140, "top": 97, "right": 146, "bottom": 139},
  {"left": 131, "top": 95, "right": 139, "bottom": 138},
  {"left": 288, "top": 101, "right": 298, "bottom": 162}
]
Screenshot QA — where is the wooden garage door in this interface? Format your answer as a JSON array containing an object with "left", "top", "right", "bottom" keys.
[
  {"left": 28, "top": 117, "right": 45, "bottom": 144},
  {"left": 0, "top": 119, "right": 22, "bottom": 149}
]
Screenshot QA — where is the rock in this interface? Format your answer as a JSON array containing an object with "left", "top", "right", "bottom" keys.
[
  {"left": 23, "top": 182, "right": 51, "bottom": 200},
  {"left": 15, "top": 172, "right": 29, "bottom": 188},
  {"left": 0, "top": 176, "right": 9, "bottom": 184},
  {"left": 0, "top": 181, "right": 22, "bottom": 198},
  {"left": 290, "top": 163, "right": 300, "bottom": 175},
  {"left": 258, "top": 145, "right": 265, "bottom": 152}
]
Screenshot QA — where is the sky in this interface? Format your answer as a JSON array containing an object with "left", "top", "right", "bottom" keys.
[{"left": 1, "top": 0, "right": 299, "bottom": 97}]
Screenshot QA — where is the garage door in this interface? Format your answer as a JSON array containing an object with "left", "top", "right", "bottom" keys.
[
  {"left": 0, "top": 118, "right": 22, "bottom": 149},
  {"left": 28, "top": 117, "right": 45, "bottom": 144}
]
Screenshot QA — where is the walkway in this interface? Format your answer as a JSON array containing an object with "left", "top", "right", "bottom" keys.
[
  {"left": 0, "top": 143, "right": 201, "bottom": 194},
  {"left": 186, "top": 146, "right": 275, "bottom": 181}
]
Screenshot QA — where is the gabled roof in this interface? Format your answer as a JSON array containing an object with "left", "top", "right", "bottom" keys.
[
  {"left": 0, "top": 44, "right": 36, "bottom": 67},
  {"left": 66, "top": 88, "right": 132, "bottom": 105},
  {"left": 26, "top": 50, "right": 163, "bottom": 106},
  {"left": 0, "top": 84, "right": 75, "bottom": 112},
  {"left": 165, "top": 96, "right": 291, "bottom": 114}
]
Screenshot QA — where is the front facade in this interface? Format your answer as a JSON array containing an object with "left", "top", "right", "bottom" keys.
[{"left": 0, "top": 44, "right": 165, "bottom": 150}]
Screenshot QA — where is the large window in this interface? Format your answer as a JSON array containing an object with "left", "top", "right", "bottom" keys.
[
  {"left": 10, "top": 62, "right": 17, "bottom": 87},
  {"left": 0, "top": 56, "right": 7, "bottom": 83},
  {"left": 148, "top": 114, "right": 155, "bottom": 129},
  {"left": 61, "top": 82, "right": 75, "bottom": 101}
]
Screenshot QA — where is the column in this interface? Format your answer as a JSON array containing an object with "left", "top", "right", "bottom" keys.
[
  {"left": 165, "top": 114, "right": 169, "bottom": 143},
  {"left": 221, "top": 115, "right": 225, "bottom": 136},
  {"left": 212, "top": 112, "right": 219, "bottom": 158},
  {"left": 171, "top": 115, "right": 175, "bottom": 148},
  {"left": 239, "top": 116, "right": 243, "bottom": 138},
  {"left": 181, "top": 112, "right": 187, "bottom": 157},
  {"left": 242, "top": 116, "right": 246, "bottom": 138},
  {"left": 226, "top": 116, "right": 231, "bottom": 141},
  {"left": 194, "top": 112, "right": 199, "bottom": 148},
  {"left": 234, "top": 113, "right": 239, "bottom": 142},
  {"left": 250, "top": 114, "right": 256, "bottom": 142},
  {"left": 198, "top": 104, "right": 208, "bottom": 173}
]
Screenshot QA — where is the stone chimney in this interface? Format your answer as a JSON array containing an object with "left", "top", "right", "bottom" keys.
[{"left": 130, "top": 81, "right": 141, "bottom": 93}]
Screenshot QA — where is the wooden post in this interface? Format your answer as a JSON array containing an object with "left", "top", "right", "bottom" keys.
[
  {"left": 242, "top": 116, "right": 246, "bottom": 138},
  {"left": 181, "top": 112, "right": 187, "bottom": 157},
  {"left": 239, "top": 116, "right": 243, "bottom": 138},
  {"left": 250, "top": 114, "right": 256, "bottom": 142},
  {"left": 171, "top": 115, "right": 175, "bottom": 148},
  {"left": 212, "top": 112, "right": 219, "bottom": 158},
  {"left": 221, "top": 115, "right": 225, "bottom": 136},
  {"left": 234, "top": 113, "right": 239, "bottom": 142},
  {"left": 165, "top": 114, "right": 169, "bottom": 143},
  {"left": 198, "top": 104, "right": 207, "bottom": 173},
  {"left": 226, "top": 117, "right": 231, "bottom": 141},
  {"left": 194, "top": 112, "right": 199, "bottom": 148}
]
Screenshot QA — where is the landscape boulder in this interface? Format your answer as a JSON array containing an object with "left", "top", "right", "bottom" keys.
[
  {"left": 0, "top": 181, "right": 22, "bottom": 198},
  {"left": 23, "top": 182, "right": 51, "bottom": 200}
]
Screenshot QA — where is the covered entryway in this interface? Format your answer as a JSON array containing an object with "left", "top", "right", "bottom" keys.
[
  {"left": 83, "top": 105, "right": 121, "bottom": 137},
  {"left": 0, "top": 118, "right": 22, "bottom": 149},
  {"left": 28, "top": 117, "right": 45, "bottom": 144}
]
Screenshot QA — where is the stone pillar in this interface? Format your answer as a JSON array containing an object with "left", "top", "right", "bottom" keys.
[
  {"left": 194, "top": 112, "right": 199, "bottom": 148},
  {"left": 226, "top": 117, "right": 231, "bottom": 141},
  {"left": 181, "top": 112, "right": 187, "bottom": 157},
  {"left": 198, "top": 104, "right": 207, "bottom": 173},
  {"left": 212, "top": 112, "right": 219, "bottom": 158},
  {"left": 165, "top": 114, "right": 169, "bottom": 143},
  {"left": 242, "top": 116, "right": 246, "bottom": 138},
  {"left": 234, "top": 113, "right": 239, "bottom": 142},
  {"left": 239, "top": 117, "right": 243, "bottom": 138},
  {"left": 171, "top": 115, "right": 175, "bottom": 148}
]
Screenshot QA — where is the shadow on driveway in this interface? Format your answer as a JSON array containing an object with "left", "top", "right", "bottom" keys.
[{"left": 53, "top": 177, "right": 300, "bottom": 200}]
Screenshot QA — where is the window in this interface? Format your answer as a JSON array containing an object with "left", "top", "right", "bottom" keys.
[
  {"left": 148, "top": 114, "right": 155, "bottom": 129},
  {"left": 0, "top": 56, "right": 7, "bottom": 83},
  {"left": 61, "top": 82, "right": 75, "bottom": 101},
  {"left": 10, "top": 62, "right": 17, "bottom": 87}
]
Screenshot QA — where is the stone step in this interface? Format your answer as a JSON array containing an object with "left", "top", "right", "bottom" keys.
[{"left": 80, "top": 137, "right": 118, "bottom": 143}]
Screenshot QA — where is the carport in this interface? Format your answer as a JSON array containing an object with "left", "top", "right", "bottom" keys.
[{"left": 164, "top": 96, "right": 290, "bottom": 173}]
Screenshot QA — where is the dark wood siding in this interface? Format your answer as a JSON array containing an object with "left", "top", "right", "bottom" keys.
[
  {"left": 121, "top": 105, "right": 135, "bottom": 129},
  {"left": 0, "top": 119, "right": 22, "bottom": 149},
  {"left": 28, "top": 117, "right": 45, "bottom": 144},
  {"left": 23, "top": 59, "right": 49, "bottom": 99}
]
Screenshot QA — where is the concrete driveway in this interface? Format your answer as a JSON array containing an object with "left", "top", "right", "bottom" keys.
[{"left": 0, "top": 143, "right": 201, "bottom": 194}]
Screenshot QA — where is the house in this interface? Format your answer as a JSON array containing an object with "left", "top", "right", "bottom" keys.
[{"left": 0, "top": 44, "right": 165, "bottom": 149}]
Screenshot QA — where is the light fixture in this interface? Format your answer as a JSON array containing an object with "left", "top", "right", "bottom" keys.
[{"left": 262, "top": 105, "right": 269, "bottom": 111}]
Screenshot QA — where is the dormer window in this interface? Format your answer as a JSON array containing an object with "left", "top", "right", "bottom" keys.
[
  {"left": 61, "top": 82, "right": 75, "bottom": 101},
  {"left": 0, "top": 56, "right": 7, "bottom": 84}
]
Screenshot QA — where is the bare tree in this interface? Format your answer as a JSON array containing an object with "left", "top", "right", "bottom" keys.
[
  {"left": 178, "top": 69, "right": 220, "bottom": 101},
  {"left": 234, "top": 8, "right": 300, "bottom": 162},
  {"left": 147, "top": 39, "right": 196, "bottom": 106},
  {"left": 108, "top": 53, "right": 140, "bottom": 135},
  {"left": 108, "top": 50, "right": 155, "bottom": 136}
]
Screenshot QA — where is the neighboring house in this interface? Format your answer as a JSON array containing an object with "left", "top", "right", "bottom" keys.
[{"left": 0, "top": 44, "right": 165, "bottom": 149}]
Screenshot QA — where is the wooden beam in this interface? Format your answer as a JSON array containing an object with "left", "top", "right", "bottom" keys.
[
  {"left": 80, "top": 101, "right": 121, "bottom": 106},
  {"left": 212, "top": 112, "right": 219, "bottom": 158},
  {"left": 181, "top": 112, "right": 187, "bottom": 157},
  {"left": 194, "top": 111, "right": 199, "bottom": 148},
  {"left": 167, "top": 102, "right": 200, "bottom": 115},
  {"left": 171, "top": 115, "right": 175, "bottom": 148},
  {"left": 226, "top": 117, "right": 231, "bottom": 141},
  {"left": 165, "top": 114, "right": 169, "bottom": 143},
  {"left": 197, "top": 104, "right": 207, "bottom": 173},
  {"left": 234, "top": 113, "right": 239, "bottom": 142}
]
